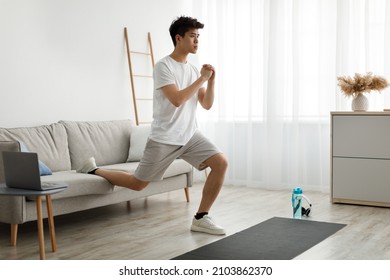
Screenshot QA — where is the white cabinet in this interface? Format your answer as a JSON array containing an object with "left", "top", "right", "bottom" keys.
[{"left": 331, "top": 112, "right": 390, "bottom": 207}]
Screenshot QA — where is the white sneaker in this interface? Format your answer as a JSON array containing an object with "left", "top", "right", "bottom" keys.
[
  {"left": 76, "top": 157, "right": 97, "bottom": 173},
  {"left": 191, "top": 215, "right": 226, "bottom": 235}
]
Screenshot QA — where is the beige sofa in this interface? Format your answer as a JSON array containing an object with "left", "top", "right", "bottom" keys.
[{"left": 0, "top": 119, "right": 193, "bottom": 244}]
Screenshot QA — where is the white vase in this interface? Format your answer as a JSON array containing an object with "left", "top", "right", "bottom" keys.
[{"left": 351, "top": 93, "right": 369, "bottom": 111}]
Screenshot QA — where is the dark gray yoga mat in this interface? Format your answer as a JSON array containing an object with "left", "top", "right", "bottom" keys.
[{"left": 173, "top": 217, "right": 346, "bottom": 260}]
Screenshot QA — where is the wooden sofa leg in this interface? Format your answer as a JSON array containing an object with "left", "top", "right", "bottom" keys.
[
  {"left": 184, "top": 187, "right": 190, "bottom": 202},
  {"left": 11, "top": 224, "right": 18, "bottom": 246}
]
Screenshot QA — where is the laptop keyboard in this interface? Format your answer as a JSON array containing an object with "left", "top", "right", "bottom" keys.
[{"left": 41, "top": 182, "right": 67, "bottom": 190}]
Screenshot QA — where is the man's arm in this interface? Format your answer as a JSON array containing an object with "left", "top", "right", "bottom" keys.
[
  {"left": 161, "top": 65, "right": 213, "bottom": 107},
  {"left": 198, "top": 65, "right": 215, "bottom": 110}
]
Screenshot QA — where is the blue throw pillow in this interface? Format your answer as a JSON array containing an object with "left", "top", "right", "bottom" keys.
[{"left": 18, "top": 141, "right": 52, "bottom": 176}]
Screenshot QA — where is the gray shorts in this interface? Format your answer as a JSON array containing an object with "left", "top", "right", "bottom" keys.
[{"left": 134, "top": 130, "right": 221, "bottom": 182}]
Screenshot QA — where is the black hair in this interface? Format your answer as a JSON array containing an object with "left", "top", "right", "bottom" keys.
[{"left": 169, "top": 16, "right": 204, "bottom": 46}]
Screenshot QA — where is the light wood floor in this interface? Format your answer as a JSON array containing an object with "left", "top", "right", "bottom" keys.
[{"left": 0, "top": 183, "right": 389, "bottom": 260}]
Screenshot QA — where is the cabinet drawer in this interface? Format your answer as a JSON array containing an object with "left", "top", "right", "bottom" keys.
[
  {"left": 332, "top": 115, "right": 390, "bottom": 159},
  {"left": 332, "top": 157, "right": 390, "bottom": 203}
]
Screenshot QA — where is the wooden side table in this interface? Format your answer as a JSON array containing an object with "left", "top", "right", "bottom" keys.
[{"left": 0, "top": 184, "right": 67, "bottom": 260}]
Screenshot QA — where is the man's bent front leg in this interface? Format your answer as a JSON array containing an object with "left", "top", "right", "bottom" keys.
[{"left": 197, "top": 153, "right": 228, "bottom": 213}]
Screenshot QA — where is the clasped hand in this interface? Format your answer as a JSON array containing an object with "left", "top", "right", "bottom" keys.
[{"left": 200, "top": 64, "right": 215, "bottom": 81}]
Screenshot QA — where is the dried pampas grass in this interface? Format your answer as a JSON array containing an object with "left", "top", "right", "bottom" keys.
[{"left": 337, "top": 72, "right": 389, "bottom": 97}]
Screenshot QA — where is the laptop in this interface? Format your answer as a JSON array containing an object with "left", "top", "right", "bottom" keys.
[{"left": 2, "top": 151, "right": 68, "bottom": 191}]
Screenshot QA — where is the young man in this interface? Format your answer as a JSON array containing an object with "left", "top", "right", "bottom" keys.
[{"left": 77, "top": 16, "right": 228, "bottom": 235}]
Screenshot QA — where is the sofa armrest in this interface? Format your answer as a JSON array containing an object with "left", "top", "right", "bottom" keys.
[
  {"left": 0, "top": 141, "right": 20, "bottom": 182},
  {"left": 0, "top": 196, "right": 26, "bottom": 224},
  {"left": 0, "top": 141, "right": 26, "bottom": 224}
]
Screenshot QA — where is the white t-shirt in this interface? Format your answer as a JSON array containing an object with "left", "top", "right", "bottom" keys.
[{"left": 149, "top": 55, "right": 200, "bottom": 145}]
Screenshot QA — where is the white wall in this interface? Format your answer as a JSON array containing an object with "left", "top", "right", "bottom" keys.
[{"left": 0, "top": 0, "right": 192, "bottom": 127}]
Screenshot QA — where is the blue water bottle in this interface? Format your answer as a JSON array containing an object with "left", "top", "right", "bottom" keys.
[{"left": 292, "top": 187, "right": 302, "bottom": 219}]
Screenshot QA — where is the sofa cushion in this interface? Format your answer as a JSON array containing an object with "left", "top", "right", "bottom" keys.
[
  {"left": 38, "top": 170, "right": 115, "bottom": 200},
  {"left": 35, "top": 159, "right": 191, "bottom": 200},
  {"left": 59, "top": 120, "right": 135, "bottom": 170},
  {"left": 0, "top": 123, "right": 71, "bottom": 172},
  {"left": 127, "top": 125, "right": 150, "bottom": 162}
]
